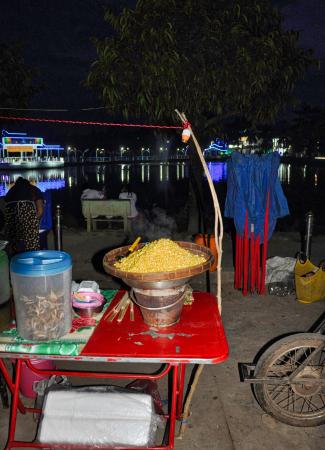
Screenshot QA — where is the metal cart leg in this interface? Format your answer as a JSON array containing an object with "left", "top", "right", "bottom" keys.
[
  {"left": 0, "top": 359, "right": 26, "bottom": 414},
  {"left": 168, "top": 364, "right": 179, "bottom": 450},
  {"left": 176, "top": 363, "right": 186, "bottom": 419},
  {"left": 6, "top": 359, "right": 23, "bottom": 450},
  {"left": 0, "top": 371, "right": 9, "bottom": 408}
]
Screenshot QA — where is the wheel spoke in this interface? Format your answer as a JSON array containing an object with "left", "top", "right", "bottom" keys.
[
  {"left": 268, "top": 365, "right": 291, "bottom": 377},
  {"left": 318, "top": 392, "right": 325, "bottom": 408},
  {"left": 274, "top": 388, "right": 294, "bottom": 410},
  {"left": 304, "top": 396, "right": 319, "bottom": 412},
  {"left": 300, "top": 398, "right": 306, "bottom": 414},
  {"left": 286, "top": 388, "right": 298, "bottom": 412},
  {"left": 268, "top": 384, "right": 287, "bottom": 401}
]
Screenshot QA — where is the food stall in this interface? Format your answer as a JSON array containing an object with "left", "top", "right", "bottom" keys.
[{"left": 0, "top": 240, "right": 228, "bottom": 449}]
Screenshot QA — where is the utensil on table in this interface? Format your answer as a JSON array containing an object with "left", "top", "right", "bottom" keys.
[
  {"left": 116, "top": 236, "right": 141, "bottom": 261},
  {"left": 105, "top": 294, "right": 134, "bottom": 323},
  {"left": 130, "top": 301, "right": 135, "bottom": 321}
]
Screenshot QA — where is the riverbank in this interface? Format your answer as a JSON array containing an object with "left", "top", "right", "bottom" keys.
[{"left": 0, "top": 154, "right": 320, "bottom": 171}]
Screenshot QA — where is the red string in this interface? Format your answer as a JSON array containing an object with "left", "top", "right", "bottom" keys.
[
  {"left": 182, "top": 120, "right": 191, "bottom": 129},
  {"left": 0, "top": 115, "right": 183, "bottom": 129}
]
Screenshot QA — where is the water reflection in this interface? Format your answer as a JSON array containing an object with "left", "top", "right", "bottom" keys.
[
  {"left": 207, "top": 162, "right": 227, "bottom": 183},
  {"left": 278, "top": 164, "right": 291, "bottom": 185},
  {"left": 159, "top": 163, "right": 170, "bottom": 182},
  {"left": 0, "top": 162, "right": 324, "bottom": 230},
  {"left": 176, "top": 163, "right": 185, "bottom": 180},
  {"left": 0, "top": 163, "right": 191, "bottom": 219},
  {"left": 0, "top": 169, "right": 66, "bottom": 197},
  {"left": 121, "top": 164, "right": 130, "bottom": 184},
  {"left": 141, "top": 164, "right": 150, "bottom": 183}
]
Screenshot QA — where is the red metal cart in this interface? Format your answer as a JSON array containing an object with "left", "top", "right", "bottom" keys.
[{"left": 0, "top": 291, "right": 229, "bottom": 449}]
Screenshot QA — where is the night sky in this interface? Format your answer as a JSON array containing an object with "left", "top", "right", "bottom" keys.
[
  {"left": 0, "top": 0, "right": 324, "bottom": 143},
  {"left": 280, "top": 0, "right": 325, "bottom": 105}
]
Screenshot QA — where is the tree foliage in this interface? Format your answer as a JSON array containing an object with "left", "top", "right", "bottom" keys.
[
  {"left": 87, "top": 0, "right": 315, "bottom": 134},
  {"left": 0, "top": 43, "right": 35, "bottom": 108}
]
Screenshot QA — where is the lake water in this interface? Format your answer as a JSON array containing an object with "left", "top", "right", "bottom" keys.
[{"left": 0, "top": 161, "right": 324, "bottom": 232}]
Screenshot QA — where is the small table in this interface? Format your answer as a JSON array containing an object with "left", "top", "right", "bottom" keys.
[{"left": 0, "top": 291, "right": 229, "bottom": 450}]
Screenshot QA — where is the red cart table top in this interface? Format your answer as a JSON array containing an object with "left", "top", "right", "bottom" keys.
[{"left": 82, "top": 291, "right": 229, "bottom": 364}]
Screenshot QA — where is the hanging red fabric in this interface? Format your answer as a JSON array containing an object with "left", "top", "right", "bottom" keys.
[
  {"left": 255, "top": 235, "right": 261, "bottom": 292},
  {"left": 242, "top": 212, "right": 249, "bottom": 296},
  {"left": 238, "top": 235, "right": 243, "bottom": 289},
  {"left": 235, "top": 234, "right": 240, "bottom": 289},
  {"left": 259, "top": 192, "right": 270, "bottom": 294},
  {"left": 250, "top": 225, "right": 255, "bottom": 293}
]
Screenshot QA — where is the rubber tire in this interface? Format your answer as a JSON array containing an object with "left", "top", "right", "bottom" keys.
[{"left": 253, "top": 333, "right": 325, "bottom": 427}]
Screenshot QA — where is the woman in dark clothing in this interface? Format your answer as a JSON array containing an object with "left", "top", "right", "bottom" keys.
[{"left": 4, "top": 177, "right": 44, "bottom": 254}]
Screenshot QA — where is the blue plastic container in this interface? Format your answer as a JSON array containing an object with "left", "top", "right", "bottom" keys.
[{"left": 10, "top": 251, "right": 72, "bottom": 341}]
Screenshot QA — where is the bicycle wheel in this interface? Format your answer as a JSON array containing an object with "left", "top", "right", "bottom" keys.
[{"left": 253, "top": 333, "right": 325, "bottom": 427}]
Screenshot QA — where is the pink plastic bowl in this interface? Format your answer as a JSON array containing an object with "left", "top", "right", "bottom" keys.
[
  {"left": 72, "top": 292, "right": 104, "bottom": 304},
  {"left": 72, "top": 292, "right": 105, "bottom": 318}
]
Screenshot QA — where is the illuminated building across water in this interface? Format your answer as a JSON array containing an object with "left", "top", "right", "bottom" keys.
[{"left": 0, "top": 130, "right": 64, "bottom": 169}]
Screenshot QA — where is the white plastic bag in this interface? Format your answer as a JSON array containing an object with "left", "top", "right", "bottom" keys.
[
  {"left": 266, "top": 256, "right": 296, "bottom": 296},
  {"left": 38, "top": 385, "right": 163, "bottom": 448}
]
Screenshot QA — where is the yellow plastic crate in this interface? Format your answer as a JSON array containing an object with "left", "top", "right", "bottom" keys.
[{"left": 295, "top": 259, "right": 325, "bottom": 304}]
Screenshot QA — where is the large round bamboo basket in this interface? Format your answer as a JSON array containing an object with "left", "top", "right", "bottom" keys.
[{"left": 103, "top": 241, "right": 213, "bottom": 290}]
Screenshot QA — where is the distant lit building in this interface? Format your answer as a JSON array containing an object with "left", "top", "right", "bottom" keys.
[
  {"left": 204, "top": 138, "right": 230, "bottom": 157},
  {"left": 0, "top": 130, "right": 64, "bottom": 159},
  {"left": 272, "top": 138, "right": 290, "bottom": 156}
]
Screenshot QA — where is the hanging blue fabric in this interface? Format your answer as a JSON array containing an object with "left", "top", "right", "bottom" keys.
[
  {"left": 225, "top": 151, "right": 290, "bottom": 295},
  {"left": 225, "top": 152, "right": 289, "bottom": 244}
]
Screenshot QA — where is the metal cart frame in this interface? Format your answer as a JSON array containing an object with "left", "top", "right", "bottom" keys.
[{"left": 0, "top": 291, "right": 229, "bottom": 449}]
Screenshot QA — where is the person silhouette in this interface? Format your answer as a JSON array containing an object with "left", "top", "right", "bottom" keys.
[
  {"left": 4, "top": 177, "right": 44, "bottom": 254},
  {"left": 118, "top": 184, "right": 138, "bottom": 218}
]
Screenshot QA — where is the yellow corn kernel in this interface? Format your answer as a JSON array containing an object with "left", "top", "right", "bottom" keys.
[{"left": 114, "top": 238, "right": 206, "bottom": 273}]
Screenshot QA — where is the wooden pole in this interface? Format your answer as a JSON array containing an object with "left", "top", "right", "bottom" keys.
[
  {"left": 175, "top": 110, "right": 223, "bottom": 312},
  {"left": 175, "top": 110, "right": 224, "bottom": 440}
]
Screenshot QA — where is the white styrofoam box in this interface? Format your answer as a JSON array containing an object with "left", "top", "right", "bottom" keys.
[{"left": 38, "top": 390, "right": 157, "bottom": 446}]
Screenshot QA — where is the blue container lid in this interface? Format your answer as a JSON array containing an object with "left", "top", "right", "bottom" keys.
[{"left": 11, "top": 251, "right": 72, "bottom": 276}]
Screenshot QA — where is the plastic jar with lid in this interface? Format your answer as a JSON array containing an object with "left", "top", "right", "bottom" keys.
[{"left": 10, "top": 251, "right": 72, "bottom": 341}]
